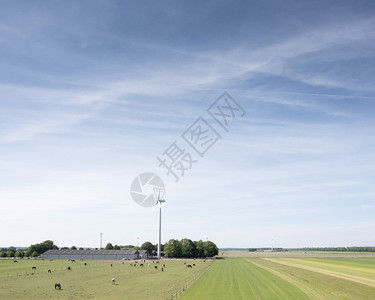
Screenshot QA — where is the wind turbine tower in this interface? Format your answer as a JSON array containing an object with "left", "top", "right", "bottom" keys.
[{"left": 154, "top": 188, "right": 165, "bottom": 259}]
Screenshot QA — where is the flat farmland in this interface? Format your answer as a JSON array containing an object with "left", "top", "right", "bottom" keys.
[
  {"left": 1, "top": 253, "right": 375, "bottom": 299},
  {"left": 181, "top": 253, "right": 375, "bottom": 300},
  {"left": 0, "top": 258, "right": 211, "bottom": 299}
]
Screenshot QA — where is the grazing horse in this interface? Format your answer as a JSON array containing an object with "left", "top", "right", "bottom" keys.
[
  {"left": 48, "top": 269, "right": 52, "bottom": 273},
  {"left": 140, "top": 264, "right": 143, "bottom": 267},
  {"left": 67, "top": 266, "right": 71, "bottom": 270},
  {"left": 112, "top": 278, "right": 116, "bottom": 285},
  {"left": 55, "top": 283, "right": 61, "bottom": 290},
  {"left": 110, "top": 264, "right": 113, "bottom": 267},
  {"left": 161, "top": 268, "right": 164, "bottom": 272},
  {"left": 163, "top": 264, "right": 165, "bottom": 268},
  {"left": 154, "top": 266, "right": 158, "bottom": 269},
  {"left": 84, "top": 263, "right": 87, "bottom": 266},
  {"left": 32, "top": 266, "right": 36, "bottom": 270},
  {"left": 13, "top": 260, "right": 18, "bottom": 263},
  {"left": 193, "top": 264, "right": 196, "bottom": 266},
  {"left": 186, "top": 264, "right": 192, "bottom": 268},
  {"left": 71, "top": 259, "right": 75, "bottom": 262}
]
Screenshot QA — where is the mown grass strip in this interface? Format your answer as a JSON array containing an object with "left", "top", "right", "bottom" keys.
[
  {"left": 263, "top": 258, "right": 375, "bottom": 287},
  {"left": 247, "top": 258, "right": 325, "bottom": 300},
  {"left": 274, "top": 257, "right": 375, "bottom": 280},
  {"left": 258, "top": 258, "right": 375, "bottom": 300},
  {"left": 180, "top": 257, "right": 309, "bottom": 300}
]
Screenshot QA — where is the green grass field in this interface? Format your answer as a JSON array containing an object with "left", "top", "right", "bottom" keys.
[
  {"left": 0, "top": 258, "right": 211, "bottom": 299},
  {"left": 1, "top": 253, "right": 375, "bottom": 299},
  {"left": 181, "top": 255, "right": 375, "bottom": 300}
]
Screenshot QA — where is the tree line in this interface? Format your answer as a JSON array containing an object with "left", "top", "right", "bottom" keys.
[
  {"left": 290, "top": 247, "right": 375, "bottom": 252},
  {"left": 0, "top": 240, "right": 58, "bottom": 258},
  {"left": 162, "top": 239, "right": 218, "bottom": 258},
  {"left": 0, "top": 238, "right": 219, "bottom": 258}
]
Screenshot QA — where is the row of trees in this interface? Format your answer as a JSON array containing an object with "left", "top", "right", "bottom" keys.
[
  {"left": 164, "top": 239, "right": 218, "bottom": 258},
  {"left": 291, "top": 247, "right": 375, "bottom": 252},
  {"left": 139, "top": 239, "right": 219, "bottom": 258},
  {"left": 0, "top": 240, "right": 58, "bottom": 258},
  {"left": 0, "top": 239, "right": 219, "bottom": 258},
  {"left": 24, "top": 240, "right": 58, "bottom": 257},
  {"left": 0, "top": 249, "right": 28, "bottom": 258}
]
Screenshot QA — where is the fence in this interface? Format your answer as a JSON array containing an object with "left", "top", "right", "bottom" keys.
[{"left": 169, "top": 259, "right": 214, "bottom": 299}]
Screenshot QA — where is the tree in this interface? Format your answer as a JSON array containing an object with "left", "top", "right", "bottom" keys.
[
  {"left": 25, "top": 240, "right": 58, "bottom": 257},
  {"left": 141, "top": 242, "right": 155, "bottom": 256},
  {"left": 7, "top": 250, "right": 15, "bottom": 258},
  {"left": 8, "top": 246, "right": 16, "bottom": 253},
  {"left": 0, "top": 252, "right": 7, "bottom": 258},
  {"left": 164, "top": 239, "right": 182, "bottom": 258},
  {"left": 105, "top": 243, "right": 114, "bottom": 250},
  {"left": 181, "top": 239, "right": 196, "bottom": 258},
  {"left": 204, "top": 241, "right": 218, "bottom": 257},
  {"left": 32, "top": 251, "right": 39, "bottom": 257},
  {"left": 15, "top": 251, "right": 25, "bottom": 258},
  {"left": 25, "top": 249, "right": 32, "bottom": 257},
  {"left": 195, "top": 240, "right": 205, "bottom": 258},
  {"left": 71, "top": 246, "right": 77, "bottom": 250},
  {"left": 113, "top": 245, "right": 121, "bottom": 250}
]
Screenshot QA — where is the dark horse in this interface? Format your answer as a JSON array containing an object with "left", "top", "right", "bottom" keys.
[{"left": 55, "top": 283, "right": 61, "bottom": 290}]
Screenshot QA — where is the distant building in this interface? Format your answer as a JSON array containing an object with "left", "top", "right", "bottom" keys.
[{"left": 42, "top": 249, "right": 148, "bottom": 260}]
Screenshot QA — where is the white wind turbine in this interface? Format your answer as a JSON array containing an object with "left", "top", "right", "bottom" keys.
[{"left": 154, "top": 187, "right": 165, "bottom": 259}]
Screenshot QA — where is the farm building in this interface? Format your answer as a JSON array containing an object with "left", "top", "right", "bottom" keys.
[{"left": 42, "top": 249, "right": 148, "bottom": 260}]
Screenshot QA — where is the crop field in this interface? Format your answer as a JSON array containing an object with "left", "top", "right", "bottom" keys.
[
  {"left": 0, "top": 258, "right": 211, "bottom": 299},
  {"left": 181, "top": 254, "right": 375, "bottom": 300}
]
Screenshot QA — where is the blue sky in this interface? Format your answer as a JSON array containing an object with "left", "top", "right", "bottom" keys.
[{"left": 1, "top": 0, "right": 374, "bottom": 248}]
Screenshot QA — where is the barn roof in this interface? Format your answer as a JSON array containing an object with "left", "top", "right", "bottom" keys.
[{"left": 43, "top": 249, "right": 139, "bottom": 255}]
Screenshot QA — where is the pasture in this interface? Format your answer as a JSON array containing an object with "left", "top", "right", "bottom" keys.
[
  {"left": 2, "top": 253, "right": 375, "bottom": 299},
  {"left": 181, "top": 253, "right": 375, "bottom": 299},
  {"left": 0, "top": 258, "right": 211, "bottom": 299}
]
